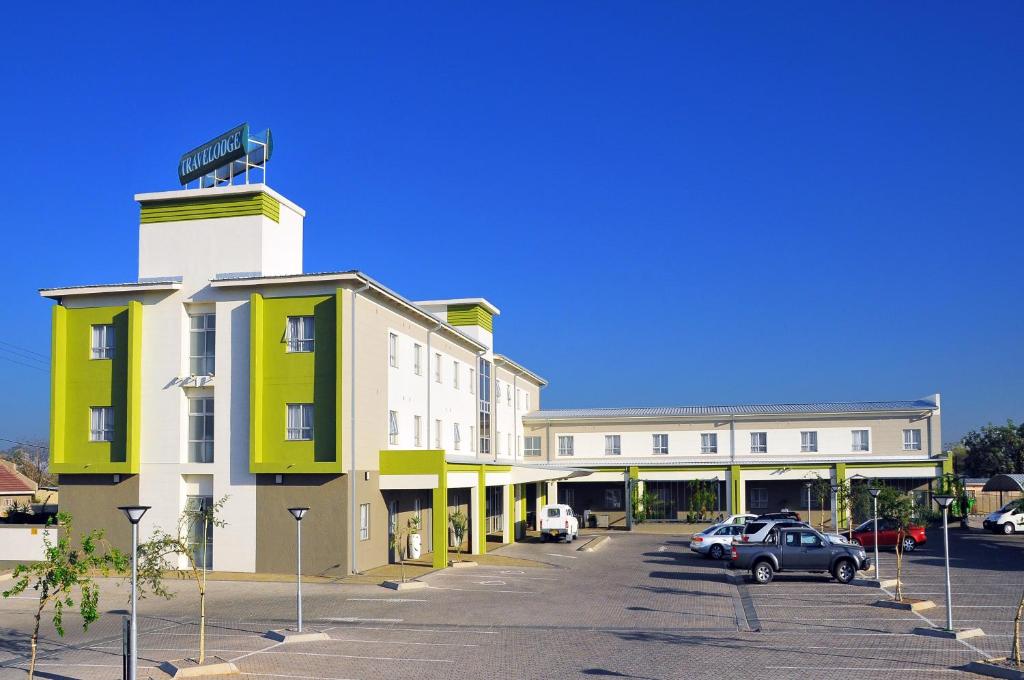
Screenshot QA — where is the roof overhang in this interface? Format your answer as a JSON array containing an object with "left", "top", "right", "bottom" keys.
[
  {"left": 39, "top": 280, "right": 182, "bottom": 300},
  {"left": 494, "top": 354, "right": 548, "bottom": 387},
  {"left": 982, "top": 474, "right": 1024, "bottom": 493}
]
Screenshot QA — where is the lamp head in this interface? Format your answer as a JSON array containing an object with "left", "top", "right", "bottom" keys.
[
  {"left": 118, "top": 505, "right": 150, "bottom": 524},
  {"left": 288, "top": 507, "right": 309, "bottom": 521},
  {"left": 804, "top": 482, "right": 812, "bottom": 489},
  {"left": 933, "top": 495, "right": 955, "bottom": 509},
  {"left": 868, "top": 486, "right": 881, "bottom": 499},
  {"left": 830, "top": 484, "right": 841, "bottom": 494}
]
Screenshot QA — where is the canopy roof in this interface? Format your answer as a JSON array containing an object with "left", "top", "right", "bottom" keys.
[{"left": 982, "top": 474, "right": 1024, "bottom": 492}]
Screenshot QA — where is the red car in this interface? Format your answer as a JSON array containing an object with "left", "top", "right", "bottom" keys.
[{"left": 850, "top": 519, "right": 927, "bottom": 552}]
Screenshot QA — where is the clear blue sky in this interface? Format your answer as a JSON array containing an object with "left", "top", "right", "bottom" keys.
[{"left": 0, "top": 3, "right": 1021, "bottom": 445}]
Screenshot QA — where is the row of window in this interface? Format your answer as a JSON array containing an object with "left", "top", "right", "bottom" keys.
[
  {"left": 544, "top": 428, "right": 923, "bottom": 456},
  {"left": 90, "top": 314, "right": 220, "bottom": 377},
  {"left": 387, "top": 408, "right": 532, "bottom": 455},
  {"left": 387, "top": 333, "right": 531, "bottom": 410}
]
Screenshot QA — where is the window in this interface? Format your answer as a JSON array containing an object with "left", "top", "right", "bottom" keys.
[
  {"left": 454, "top": 423, "right": 461, "bottom": 450},
  {"left": 470, "top": 425, "right": 476, "bottom": 452},
  {"left": 189, "top": 314, "right": 215, "bottom": 375},
  {"left": 515, "top": 389, "right": 520, "bottom": 410},
  {"left": 434, "top": 419, "right": 442, "bottom": 448},
  {"left": 750, "top": 487, "right": 768, "bottom": 509},
  {"left": 800, "top": 431, "right": 818, "bottom": 453},
  {"left": 525, "top": 436, "right": 541, "bottom": 456},
  {"left": 388, "top": 410, "right": 399, "bottom": 445},
  {"left": 903, "top": 429, "right": 922, "bottom": 451},
  {"left": 852, "top": 429, "right": 870, "bottom": 452},
  {"left": 507, "top": 433, "right": 512, "bottom": 456},
  {"left": 750, "top": 432, "right": 767, "bottom": 453},
  {"left": 188, "top": 397, "right": 214, "bottom": 462},
  {"left": 91, "top": 324, "right": 114, "bottom": 359},
  {"left": 413, "top": 343, "right": 422, "bottom": 375},
  {"left": 89, "top": 406, "right": 113, "bottom": 442},
  {"left": 359, "top": 503, "right": 370, "bottom": 540},
  {"left": 652, "top": 434, "right": 669, "bottom": 455},
  {"left": 470, "top": 368, "right": 475, "bottom": 395},
  {"left": 558, "top": 435, "right": 574, "bottom": 456},
  {"left": 185, "top": 496, "right": 214, "bottom": 568},
  {"left": 287, "top": 316, "right": 315, "bottom": 353},
  {"left": 388, "top": 333, "right": 398, "bottom": 367},
  {"left": 286, "top": 404, "right": 314, "bottom": 440},
  {"left": 701, "top": 432, "right": 718, "bottom": 454},
  {"left": 525, "top": 393, "right": 530, "bottom": 411},
  {"left": 434, "top": 353, "right": 442, "bottom": 383},
  {"left": 453, "top": 361, "right": 460, "bottom": 389},
  {"left": 414, "top": 415, "right": 422, "bottom": 447},
  {"left": 506, "top": 385, "right": 512, "bottom": 405},
  {"left": 605, "top": 435, "right": 621, "bottom": 455},
  {"left": 478, "top": 358, "right": 491, "bottom": 455},
  {"left": 496, "top": 430, "right": 501, "bottom": 454}
]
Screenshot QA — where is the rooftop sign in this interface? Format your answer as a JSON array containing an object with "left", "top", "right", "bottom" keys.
[{"left": 177, "top": 124, "right": 273, "bottom": 186}]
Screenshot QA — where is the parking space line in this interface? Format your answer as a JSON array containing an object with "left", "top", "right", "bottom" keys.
[
  {"left": 544, "top": 553, "right": 577, "bottom": 559},
  {"left": 325, "top": 617, "right": 405, "bottom": 623},
  {"left": 328, "top": 637, "right": 479, "bottom": 647},
  {"left": 767, "top": 666, "right": 961, "bottom": 673},
  {"left": 426, "top": 585, "right": 535, "bottom": 594},
  {"left": 241, "top": 674, "right": 359, "bottom": 680},
  {"left": 343, "top": 626, "right": 499, "bottom": 635},
  {"left": 345, "top": 598, "right": 428, "bottom": 602},
  {"left": 879, "top": 584, "right": 993, "bottom": 660},
  {"left": 254, "top": 650, "right": 456, "bottom": 663}
]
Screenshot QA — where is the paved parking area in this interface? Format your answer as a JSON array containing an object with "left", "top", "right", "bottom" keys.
[{"left": 0, "top": 527, "right": 1019, "bottom": 678}]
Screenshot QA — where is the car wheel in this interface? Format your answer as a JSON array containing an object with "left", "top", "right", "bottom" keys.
[
  {"left": 902, "top": 537, "right": 917, "bottom": 552},
  {"left": 710, "top": 544, "right": 724, "bottom": 560},
  {"left": 833, "top": 559, "right": 855, "bottom": 584},
  {"left": 1003, "top": 523, "right": 1015, "bottom": 535},
  {"left": 752, "top": 561, "right": 774, "bottom": 584}
]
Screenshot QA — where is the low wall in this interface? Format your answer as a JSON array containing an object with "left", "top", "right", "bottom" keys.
[{"left": 0, "top": 524, "right": 54, "bottom": 563}]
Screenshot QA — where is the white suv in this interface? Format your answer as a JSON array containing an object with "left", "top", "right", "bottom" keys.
[
  {"left": 983, "top": 500, "right": 1024, "bottom": 535},
  {"left": 539, "top": 504, "right": 579, "bottom": 543}
]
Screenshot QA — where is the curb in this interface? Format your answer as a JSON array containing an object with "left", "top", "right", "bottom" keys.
[{"left": 577, "top": 536, "right": 610, "bottom": 552}]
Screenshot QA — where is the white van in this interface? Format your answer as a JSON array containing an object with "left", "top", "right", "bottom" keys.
[
  {"left": 539, "top": 504, "right": 579, "bottom": 542},
  {"left": 983, "top": 500, "right": 1024, "bottom": 535}
]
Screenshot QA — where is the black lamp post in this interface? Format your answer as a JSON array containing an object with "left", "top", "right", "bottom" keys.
[{"left": 288, "top": 507, "right": 309, "bottom": 632}]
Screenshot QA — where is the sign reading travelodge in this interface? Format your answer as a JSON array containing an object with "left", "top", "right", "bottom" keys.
[{"left": 178, "top": 123, "right": 250, "bottom": 185}]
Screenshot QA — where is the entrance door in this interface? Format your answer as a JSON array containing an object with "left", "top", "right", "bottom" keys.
[{"left": 388, "top": 499, "right": 399, "bottom": 563}]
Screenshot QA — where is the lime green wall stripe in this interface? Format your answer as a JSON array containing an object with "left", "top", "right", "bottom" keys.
[
  {"left": 140, "top": 192, "right": 280, "bottom": 224},
  {"left": 432, "top": 483, "right": 448, "bottom": 569},
  {"left": 49, "top": 306, "right": 67, "bottom": 470},
  {"left": 941, "top": 456, "right": 953, "bottom": 476},
  {"left": 730, "top": 464, "right": 741, "bottom": 514},
  {"left": 377, "top": 451, "right": 450, "bottom": 568},
  {"left": 126, "top": 301, "right": 142, "bottom": 473},
  {"left": 447, "top": 304, "right": 493, "bottom": 332},
  {"left": 336, "top": 288, "right": 346, "bottom": 473},
  {"left": 250, "top": 293, "right": 264, "bottom": 468},
  {"left": 478, "top": 468, "right": 487, "bottom": 555}
]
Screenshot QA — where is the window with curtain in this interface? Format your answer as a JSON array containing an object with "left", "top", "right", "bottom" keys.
[
  {"left": 413, "top": 343, "right": 421, "bottom": 375},
  {"left": 652, "top": 434, "right": 669, "bottom": 454},
  {"left": 189, "top": 314, "right": 215, "bottom": 375},
  {"left": 434, "top": 353, "right": 442, "bottom": 383},
  {"left": 286, "top": 316, "right": 315, "bottom": 353},
  {"left": 388, "top": 333, "right": 398, "bottom": 367},
  {"left": 91, "top": 324, "right": 114, "bottom": 359},
  {"left": 903, "top": 429, "right": 921, "bottom": 450},
  {"left": 801, "top": 431, "right": 818, "bottom": 453},
  {"left": 89, "top": 406, "right": 113, "bottom": 442},
  {"left": 414, "top": 415, "right": 422, "bottom": 446},
  {"left": 525, "top": 436, "right": 541, "bottom": 456},
  {"left": 434, "top": 419, "right": 442, "bottom": 448},
  {"left": 750, "top": 432, "right": 767, "bottom": 453},
  {"left": 558, "top": 435, "right": 574, "bottom": 456},
  {"left": 454, "top": 423, "right": 461, "bottom": 450},
  {"left": 605, "top": 435, "right": 621, "bottom": 455},
  {"left": 359, "top": 503, "right": 370, "bottom": 540},
  {"left": 286, "top": 403, "right": 314, "bottom": 440},
  {"left": 701, "top": 433, "right": 718, "bottom": 454},
  {"left": 453, "top": 361, "right": 460, "bottom": 389},
  {"left": 388, "top": 410, "right": 399, "bottom": 445},
  {"left": 852, "top": 430, "right": 870, "bottom": 451}
]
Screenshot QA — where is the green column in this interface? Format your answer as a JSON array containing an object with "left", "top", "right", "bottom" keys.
[
  {"left": 432, "top": 484, "right": 448, "bottom": 569},
  {"left": 730, "top": 465, "right": 742, "bottom": 515},
  {"left": 478, "top": 467, "right": 487, "bottom": 555}
]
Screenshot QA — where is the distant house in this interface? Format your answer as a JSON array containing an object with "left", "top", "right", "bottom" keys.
[{"left": 0, "top": 460, "right": 38, "bottom": 516}]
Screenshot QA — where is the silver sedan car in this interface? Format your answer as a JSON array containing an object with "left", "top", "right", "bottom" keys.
[{"left": 690, "top": 523, "right": 745, "bottom": 559}]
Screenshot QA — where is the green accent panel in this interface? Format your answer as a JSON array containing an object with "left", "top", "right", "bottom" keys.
[
  {"left": 336, "top": 288, "right": 346, "bottom": 473},
  {"left": 835, "top": 462, "right": 847, "bottom": 482},
  {"left": 636, "top": 466, "right": 730, "bottom": 473},
  {"left": 846, "top": 461, "right": 944, "bottom": 469},
  {"left": 140, "top": 192, "right": 280, "bottom": 224},
  {"left": 941, "top": 457, "right": 954, "bottom": 476},
  {"left": 51, "top": 304, "right": 139, "bottom": 474},
  {"left": 628, "top": 466, "right": 640, "bottom": 480},
  {"left": 379, "top": 449, "right": 446, "bottom": 475},
  {"left": 739, "top": 463, "right": 834, "bottom": 471},
  {"left": 730, "top": 465, "right": 741, "bottom": 515},
  {"left": 250, "top": 293, "right": 339, "bottom": 473},
  {"left": 478, "top": 468, "right": 487, "bottom": 555},
  {"left": 432, "top": 483, "right": 448, "bottom": 569},
  {"left": 447, "top": 304, "right": 493, "bottom": 332},
  {"left": 506, "top": 484, "right": 514, "bottom": 542}
]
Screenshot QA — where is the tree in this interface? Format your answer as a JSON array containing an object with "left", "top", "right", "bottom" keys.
[
  {"left": 687, "top": 480, "right": 716, "bottom": 521},
  {"left": 448, "top": 510, "right": 468, "bottom": 562},
  {"left": 1014, "top": 587, "right": 1023, "bottom": 669},
  {"left": 810, "top": 476, "right": 832, "bottom": 531},
  {"left": 2, "top": 513, "right": 127, "bottom": 679},
  {"left": 937, "top": 472, "right": 972, "bottom": 525},
  {"left": 389, "top": 518, "right": 411, "bottom": 582},
  {"left": 135, "top": 496, "right": 228, "bottom": 665},
  {"left": 877, "top": 486, "right": 915, "bottom": 602},
  {"left": 960, "top": 421, "right": 1024, "bottom": 478}
]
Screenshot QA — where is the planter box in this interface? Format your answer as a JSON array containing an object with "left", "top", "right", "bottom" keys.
[
  {"left": 159, "top": 658, "right": 240, "bottom": 677},
  {"left": 913, "top": 626, "right": 985, "bottom": 641},
  {"left": 382, "top": 580, "right": 428, "bottom": 591},
  {"left": 964, "top": 659, "right": 1024, "bottom": 680},
  {"left": 265, "top": 629, "right": 330, "bottom": 643},
  {"left": 873, "top": 598, "right": 936, "bottom": 612},
  {"left": 448, "top": 560, "right": 478, "bottom": 568}
]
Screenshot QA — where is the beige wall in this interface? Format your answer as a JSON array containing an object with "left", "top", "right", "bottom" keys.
[
  {"left": 255, "top": 473, "right": 348, "bottom": 576},
  {"left": 57, "top": 474, "right": 140, "bottom": 552}
]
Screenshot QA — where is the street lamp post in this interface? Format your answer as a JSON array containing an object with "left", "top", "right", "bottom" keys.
[
  {"left": 118, "top": 505, "right": 150, "bottom": 680},
  {"left": 830, "top": 483, "right": 841, "bottom": 531},
  {"left": 868, "top": 486, "right": 881, "bottom": 581},
  {"left": 934, "top": 494, "right": 955, "bottom": 631},
  {"left": 288, "top": 507, "right": 309, "bottom": 633},
  {"left": 804, "top": 482, "right": 812, "bottom": 526}
]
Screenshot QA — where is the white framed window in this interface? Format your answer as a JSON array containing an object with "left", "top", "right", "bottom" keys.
[
  {"left": 470, "top": 425, "right": 476, "bottom": 452},
  {"left": 903, "top": 428, "right": 922, "bottom": 450},
  {"left": 604, "top": 435, "right": 621, "bottom": 455},
  {"left": 89, "top": 406, "right": 113, "bottom": 442},
  {"left": 388, "top": 410, "right": 399, "bottom": 445},
  {"left": 506, "top": 385, "right": 512, "bottom": 405},
  {"left": 414, "top": 415, "right": 422, "bottom": 447},
  {"left": 800, "top": 431, "right": 818, "bottom": 453},
  {"left": 286, "top": 316, "right": 315, "bottom": 353},
  {"left": 434, "top": 353, "right": 442, "bottom": 383},
  {"left": 652, "top": 433, "right": 669, "bottom": 455},
  {"left": 470, "top": 368, "right": 475, "bottom": 395},
  {"left": 388, "top": 333, "right": 399, "bottom": 367},
  {"left": 435, "top": 419, "right": 442, "bottom": 448},
  {"left": 525, "top": 393, "right": 531, "bottom": 411},
  {"left": 91, "top": 324, "right": 114, "bottom": 359},
  {"left": 750, "top": 432, "right": 767, "bottom": 453},
  {"left": 454, "top": 423, "right": 461, "bottom": 450},
  {"left": 558, "top": 435, "right": 574, "bottom": 456},
  {"left": 413, "top": 343, "right": 421, "bottom": 375},
  {"left": 189, "top": 314, "right": 216, "bottom": 375},
  {"left": 507, "top": 433, "right": 512, "bottom": 455},
  {"left": 359, "top": 503, "right": 370, "bottom": 540},
  {"left": 453, "top": 360, "right": 460, "bottom": 390},
  {"left": 188, "top": 397, "right": 214, "bottom": 462},
  {"left": 515, "top": 389, "right": 520, "bottom": 410},
  {"left": 701, "top": 433, "right": 718, "bottom": 454},
  {"left": 286, "top": 403, "right": 314, "bottom": 441},
  {"left": 750, "top": 487, "right": 768, "bottom": 509},
  {"left": 852, "top": 429, "right": 870, "bottom": 452},
  {"left": 525, "top": 436, "right": 541, "bottom": 457},
  {"left": 496, "top": 430, "right": 502, "bottom": 454}
]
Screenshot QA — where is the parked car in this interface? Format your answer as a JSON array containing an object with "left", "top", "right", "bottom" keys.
[
  {"left": 539, "top": 504, "right": 579, "bottom": 542},
  {"left": 741, "top": 519, "right": 806, "bottom": 543},
  {"left": 730, "top": 526, "right": 871, "bottom": 584},
  {"left": 719, "top": 513, "right": 759, "bottom": 526},
  {"left": 982, "top": 500, "right": 1024, "bottom": 535},
  {"left": 690, "top": 523, "right": 745, "bottom": 559},
  {"left": 755, "top": 511, "right": 801, "bottom": 522},
  {"left": 849, "top": 519, "right": 927, "bottom": 551}
]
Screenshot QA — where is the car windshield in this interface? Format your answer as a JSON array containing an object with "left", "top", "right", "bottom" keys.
[{"left": 744, "top": 522, "right": 767, "bottom": 535}]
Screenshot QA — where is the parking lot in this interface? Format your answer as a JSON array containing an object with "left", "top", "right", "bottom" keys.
[{"left": 0, "top": 526, "right": 1019, "bottom": 679}]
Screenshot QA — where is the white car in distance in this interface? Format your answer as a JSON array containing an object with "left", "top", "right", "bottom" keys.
[{"left": 539, "top": 504, "right": 579, "bottom": 543}]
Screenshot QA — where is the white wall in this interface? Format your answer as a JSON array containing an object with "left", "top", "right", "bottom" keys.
[{"left": 0, "top": 525, "right": 55, "bottom": 562}]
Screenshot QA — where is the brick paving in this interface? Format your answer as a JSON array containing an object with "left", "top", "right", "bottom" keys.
[{"left": 0, "top": 526, "right": 1019, "bottom": 678}]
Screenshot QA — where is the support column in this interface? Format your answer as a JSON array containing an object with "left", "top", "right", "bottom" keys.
[
  {"left": 536, "top": 482, "right": 546, "bottom": 531},
  {"left": 431, "top": 484, "right": 448, "bottom": 569},
  {"left": 503, "top": 484, "right": 513, "bottom": 544},
  {"left": 833, "top": 462, "right": 848, "bottom": 530},
  {"left": 730, "top": 465, "right": 743, "bottom": 515},
  {"left": 471, "top": 468, "right": 485, "bottom": 555}
]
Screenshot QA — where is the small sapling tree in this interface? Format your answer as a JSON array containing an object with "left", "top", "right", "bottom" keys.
[
  {"left": 2, "top": 513, "right": 127, "bottom": 679},
  {"left": 389, "top": 518, "right": 410, "bottom": 582},
  {"left": 878, "top": 486, "right": 915, "bottom": 602},
  {"left": 448, "top": 509, "right": 468, "bottom": 562}
]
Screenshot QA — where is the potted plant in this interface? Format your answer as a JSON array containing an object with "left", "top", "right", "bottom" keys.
[
  {"left": 407, "top": 515, "right": 422, "bottom": 560},
  {"left": 448, "top": 509, "right": 468, "bottom": 563}
]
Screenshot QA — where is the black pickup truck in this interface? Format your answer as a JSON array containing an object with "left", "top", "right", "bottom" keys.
[{"left": 730, "top": 526, "right": 871, "bottom": 584}]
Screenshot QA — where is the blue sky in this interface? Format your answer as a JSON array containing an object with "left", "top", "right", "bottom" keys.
[{"left": 0, "top": 3, "right": 1021, "bottom": 444}]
